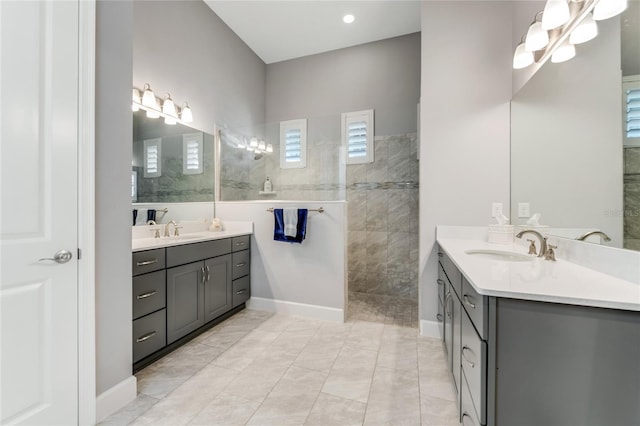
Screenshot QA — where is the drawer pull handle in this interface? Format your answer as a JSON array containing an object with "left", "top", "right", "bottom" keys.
[
  {"left": 463, "top": 295, "right": 476, "bottom": 309},
  {"left": 436, "top": 279, "right": 444, "bottom": 286},
  {"left": 436, "top": 314, "right": 444, "bottom": 322},
  {"left": 461, "top": 346, "right": 475, "bottom": 368},
  {"left": 236, "top": 289, "right": 247, "bottom": 295},
  {"left": 136, "top": 331, "right": 157, "bottom": 343},
  {"left": 201, "top": 267, "right": 206, "bottom": 284},
  {"left": 461, "top": 413, "right": 474, "bottom": 426},
  {"left": 235, "top": 242, "right": 246, "bottom": 246},
  {"left": 437, "top": 252, "right": 443, "bottom": 258},
  {"left": 136, "top": 259, "right": 158, "bottom": 266},
  {"left": 236, "top": 262, "right": 246, "bottom": 267},
  {"left": 205, "top": 265, "right": 210, "bottom": 282},
  {"left": 136, "top": 291, "right": 157, "bottom": 300}
]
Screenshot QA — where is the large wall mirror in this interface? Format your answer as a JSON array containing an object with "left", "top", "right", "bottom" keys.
[
  {"left": 511, "top": 4, "right": 639, "bottom": 250},
  {"left": 132, "top": 110, "right": 215, "bottom": 204}
]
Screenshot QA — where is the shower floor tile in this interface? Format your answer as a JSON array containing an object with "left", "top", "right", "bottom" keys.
[{"left": 347, "top": 291, "right": 419, "bottom": 328}]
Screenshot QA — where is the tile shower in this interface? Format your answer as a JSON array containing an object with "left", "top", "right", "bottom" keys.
[
  {"left": 624, "top": 147, "right": 640, "bottom": 250},
  {"left": 219, "top": 121, "right": 419, "bottom": 326}
]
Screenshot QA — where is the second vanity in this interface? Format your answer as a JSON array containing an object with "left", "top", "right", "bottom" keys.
[
  {"left": 131, "top": 222, "right": 252, "bottom": 371},
  {"left": 436, "top": 226, "right": 640, "bottom": 426}
]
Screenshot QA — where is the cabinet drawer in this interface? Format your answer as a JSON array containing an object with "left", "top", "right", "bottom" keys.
[
  {"left": 461, "top": 371, "right": 484, "bottom": 426},
  {"left": 132, "top": 248, "right": 165, "bottom": 276},
  {"left": 132, "top": 270, "right": 166, "bottom": 320},
  {"left": 437, "top": 264, "right": 446, "bottom": 304},
  {"left": 232, "top": 275, "right": 250, "bottom": 307},
  {"left": 231, "top": 235, "right": 250, "bottom": 252},
  {"left": 461, "top": 309, "right": 487, "bottom": 424},
  {"left": 438, "top": 249, "right": 461, "bottom": 297},
  {"left": 462, "top": 276, "right": 489, "bottom": 339},
  {"left": 133, "top": 309, "right": 166, "bottom": 363},
  {"left": 232, "top": 250, "right": 250, "bottom": 280},
  {"left": 166, "top": 238, "right": 231, "bottom": 268}
]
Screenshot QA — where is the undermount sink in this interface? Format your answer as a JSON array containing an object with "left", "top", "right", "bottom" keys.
[
  {"left": 464, "top": 249, "right": 535, "bottom": 262},
  {"left": 167, "top": 233, "right": 208, "bottom": 241}
]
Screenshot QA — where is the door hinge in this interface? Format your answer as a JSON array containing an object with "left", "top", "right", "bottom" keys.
[{"left": 77, "top": 248, "right": 82, "bottom": 260}]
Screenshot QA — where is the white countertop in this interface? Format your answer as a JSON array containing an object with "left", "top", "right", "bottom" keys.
[
  {"left": 437, "top": 228, "right": 640, "bottom": 312},
  {"left": 132, "top": 221, "right": 253, "bottom": 252}
]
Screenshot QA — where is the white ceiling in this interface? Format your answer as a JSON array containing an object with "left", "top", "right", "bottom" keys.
[{"left": 204, "top": 1, "right": 422, "bottom": 64}]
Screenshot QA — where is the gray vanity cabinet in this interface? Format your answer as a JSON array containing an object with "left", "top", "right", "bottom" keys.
[
  {"left": 132, "top": 235, "right": 251, "bottom": 369},
  {"left": 439, "top": 256, "right": 461, "bottom": 414},
  {"left": 437, "top": 246, "right": 640, "bottom": 426}
]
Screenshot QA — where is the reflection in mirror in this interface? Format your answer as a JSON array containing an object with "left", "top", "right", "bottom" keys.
[
  {"left": 219, "top": 115, "right": 346, "bottom": 201},
  {"left": 511, "top": 13, "right": 635, "bottom": 248},
  {"left": 132, "top": 110, "right": 215, "bottom": 203}
]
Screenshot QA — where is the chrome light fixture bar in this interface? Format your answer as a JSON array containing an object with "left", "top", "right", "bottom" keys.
[{"left": 132, "top": 83, "right": 194, "bottom": 125}]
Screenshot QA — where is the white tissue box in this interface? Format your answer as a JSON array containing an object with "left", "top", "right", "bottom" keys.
[{"left": 488, "top": 225, "right": 514, "bottom": 244}]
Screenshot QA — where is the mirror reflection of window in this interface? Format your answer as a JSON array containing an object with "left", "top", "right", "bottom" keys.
[
  {"left": 131, "top": 170, "right": 137, "bottom": 202},
  {"left": 143, "top": 138, "right": 161, "bottom": 178},
  {"left": 182, "top": 133, "right": 203, "bottom": 175}
]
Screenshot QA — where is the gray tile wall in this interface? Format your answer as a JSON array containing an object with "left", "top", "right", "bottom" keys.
[
  {"left": 348, "top": 134, "right": 419, "bottom": 300},
  {"left": 624, "top": 147, "right": 640, "bottom": 250}
]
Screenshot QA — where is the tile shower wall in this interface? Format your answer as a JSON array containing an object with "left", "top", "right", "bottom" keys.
[
  {"left": 348, "top": 133, "right": 419, "bottom": 300},
  {"left": 624, "top": 147, "right": 640, "bottom": 250}
]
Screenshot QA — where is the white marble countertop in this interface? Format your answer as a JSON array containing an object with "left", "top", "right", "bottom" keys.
[
  {"left": 132, "top": 221, "right": 253, "bottom": 252},
  {"left": 437, "top": 227, "right": 640, "bottom": 312}
]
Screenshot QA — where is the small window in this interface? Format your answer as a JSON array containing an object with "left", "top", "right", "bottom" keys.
[
  {"left": 183, "top": 132, "right": 203, "bottom": 175},
  {"left": 280, "top": 118, "right": 307, "bottom": 169},
  {"left": 143, "top": 138, "right": 161, "bottom": 178},
  {"left": 342, "top": 109, "right": 374, "bottom": 164},
  {"left": 624, "top": 75, "right": 640, "bottom": 147}
]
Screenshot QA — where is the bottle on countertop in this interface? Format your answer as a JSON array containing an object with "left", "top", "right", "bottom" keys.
[
  {"left": 263, "top": 176, "right": 272, "bottom": 193},
  {"left": 209, "top": 218, "right": 223, "bottom": 232}
]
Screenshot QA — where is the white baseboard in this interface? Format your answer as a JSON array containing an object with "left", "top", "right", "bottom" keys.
[
  {"left": 95, "top": 375, "right": 137, "bottom": 422},
  {"left": 247, "top": 297, "right": 344, "bottom": 322},
  {"left": 420, "top": 319, "right": 442, "bottom": 338}
]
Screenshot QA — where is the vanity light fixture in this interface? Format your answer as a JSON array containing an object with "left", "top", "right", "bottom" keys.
[
  {"left": 249, "top": 137, "right": 259, "bottom": 148},
  {"left": 569, "top": 12, "right": 598, "bottom": 44},
  {"left": 258, "top": 139, "right": 266, "bottom": 151},
  {"left": 343, "top": 14, "right": 355, "bottom": 24},
  {"left": 542, "top": 0, "right": 571, "bottom": 30},
  {"left": 266, "top": 144, "right": 274, "bottom": 153},
  {"left": 513, "top": 0, "right": 627, "bottom": 70},
  {"left": 132, "top": 83, "right": 194, "bottom": 125},
  {"left": 593, "top": 0, "right": 627, "bottom": 20},
  {"left": 525, "top": 13, "right": 549, "bottom": 52}
]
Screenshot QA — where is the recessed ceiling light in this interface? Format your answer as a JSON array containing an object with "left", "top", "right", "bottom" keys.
[{"left": 343, "top": 14, "right": 355, "bottom": 24}]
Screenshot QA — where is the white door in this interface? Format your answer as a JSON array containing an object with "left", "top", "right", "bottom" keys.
[{"left": 1, "top": 1, "right": 80, "bottom": 424}]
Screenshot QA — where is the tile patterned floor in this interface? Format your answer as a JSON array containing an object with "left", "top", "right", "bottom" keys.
[
  {"left": 347, "top": 291, "right": 419, "bottom": 328},
  {"left": 101, "top": 309, "right": 459, "bottom": 426}
]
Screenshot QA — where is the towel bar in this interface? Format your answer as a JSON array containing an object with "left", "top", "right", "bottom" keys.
[{"left": 266, "top": 207, "right": 324, "bottom": 213}]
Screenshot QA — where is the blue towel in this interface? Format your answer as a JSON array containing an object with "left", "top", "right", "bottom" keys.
[{"left": 274, "top": 208, "right": 308, "bottom": 244}]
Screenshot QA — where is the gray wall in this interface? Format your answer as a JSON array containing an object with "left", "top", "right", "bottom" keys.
[
  {"left": 265, "top": 33, "right": 421, "bottom": 136},
  {"left": 133, "top": 0, "right": 266, "bottom": 136},
  {"left": 95, "top": 0, "right": 134, "bottom": 394},
  {"left": 419, "top": 2, "right": 512, "bottom": 325}
]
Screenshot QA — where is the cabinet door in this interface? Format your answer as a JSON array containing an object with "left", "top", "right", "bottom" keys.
[
  {"left": 204, "top": 254, "right": 232, "bottom": 323},
  {"left": 452, "top": 291, "right": 461, "bottom": 397},
  {"left": 166, "top": 261, "right": 205, "bottom": 344}
]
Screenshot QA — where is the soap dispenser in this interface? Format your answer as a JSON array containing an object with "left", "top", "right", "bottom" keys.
[{"left": 263, "top": 176, "right": 272, "bottom": 193}]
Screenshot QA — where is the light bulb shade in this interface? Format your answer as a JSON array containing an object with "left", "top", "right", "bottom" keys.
[
  {"left": 266, "top": 144, "right": 273, "bottom": 153},
  {"left": 250, "top": 137, "right": 259, "bottom": 148},
  {"left": 593, "top": 0, "right": 627, "bottom": 20},
  {"left": 162, "top": 94, "right": 177, "bottom": 117},
  {"left": 525, "top": 21, "right": 549, "bottom": 51},
  {"left": 181, "top": 103, "right": 193, "bottom": 123},
  {"left": 541, "top": 0, "right": 570, "bottom": 30},
  {"left": 570, "top": 13, "right": 598, "bottom": 44},
  {"left": 551, "top": 40, "right": 576, "bottom": 63},
  {"left": 146, "top": 110, "right": 160, "bottom": 118},
  {"left": 513, "top": 42, "right": 535, "bottom": 69},
  {"left": 164, "top": 116, "right": 177, "bottom": 125},
  {"left": 246, "top": 146, "right": 254, "bottom": 152},
  {"left": 141, "top": 83, "right": 157, "bottom": 109},
  {"left": 258, "top": 140, "right": 266, "bottom": 151}
]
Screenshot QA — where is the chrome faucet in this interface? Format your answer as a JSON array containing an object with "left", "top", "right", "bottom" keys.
[
  {"left": 516, "top": 229, "right": 547, "bottom": 258},
  {"left": 576, "top": 230, "right": 611, "bottom": 243},
  {"left": 164, "top": 220, "right": 178, "bottom": 237}
]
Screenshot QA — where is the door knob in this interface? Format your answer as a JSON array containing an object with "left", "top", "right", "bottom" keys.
[{"left": 39, "top": 250, "right": 73, "bottom": 264}]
